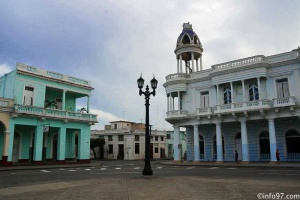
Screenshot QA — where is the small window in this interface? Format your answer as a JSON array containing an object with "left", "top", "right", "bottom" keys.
[
  {"left": 201, "top": 91, "right": 209, "bottom": 108},
  {"left": 108, "top": 135, "right": 113, "bottom": 141},
  {"left": 25, "top": 86, "right": 34, "bottom": 91},
  {"left": 161, "top": 137, "right": 164, "bottom": 141},
  {"left": 167, "top": 134, "right": 171, "bottom": 139},
  {"left": 223, "top": 86, "right": 232, "bottom": 104},
  {"left": 155, "top": 147, "right": 159, "bottom": 153},
  {"left": 114, "top": 124, "right": 117, "bottom": 129},
  {"left": 135, "top": 143, "right": 140, "bottom": 154},
  {"left": 135, "top": 135, "right": 139, "bottom": 141},
  {"left": 155, "top": 136, "right": 158, "bottom": 141},
  {"left": 118, "top": 135, "right": 124, "bottom": 141},
  {"left": 108, "top": 145, "right": 113, "bottom": 154}
]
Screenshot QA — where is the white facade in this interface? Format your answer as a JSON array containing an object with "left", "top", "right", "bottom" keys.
[
  {"left": 164, "top": 23, "right": 300, "bottom": 162},
  {"left": 91, "top": 121, "right": 167, "bottom": 160}
]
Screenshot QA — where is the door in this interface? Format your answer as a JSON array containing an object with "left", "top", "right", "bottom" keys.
[
  {"left": 12, "top": 134, "right": 20, "bottom": 162},
  {"left": 118, "top": 144, "right": 124, "bottom": 160},
  {"left": 23, "top": 86, "right": 34, "bottom": 106},
  {"left": 52, "top": 134, "right": 58, "bottom": 161},
  {"left": 235, "top": 138, "right": 242, "bottom": 161}
]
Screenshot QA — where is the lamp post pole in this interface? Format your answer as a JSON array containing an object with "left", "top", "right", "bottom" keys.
[{"left": 137, "top": 74, "right": 158, "bottom": 176}]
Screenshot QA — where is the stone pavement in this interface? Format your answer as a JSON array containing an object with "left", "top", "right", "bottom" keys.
[{"left": 1, "top": 160, "right": 300, "bottom": 200}]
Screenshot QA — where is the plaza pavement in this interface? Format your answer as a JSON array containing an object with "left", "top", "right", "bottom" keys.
[{"left": 0, "top": 160, "right": 300, "bottom": 200}]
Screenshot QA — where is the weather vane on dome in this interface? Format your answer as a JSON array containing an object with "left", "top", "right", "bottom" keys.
[{"left": 183, "top": 22, "right": 193, "bottom": 30}]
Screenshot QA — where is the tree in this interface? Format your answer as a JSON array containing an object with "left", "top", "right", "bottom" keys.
[{"left": 90, "top": 138, "right": 105, "bottom": 159}]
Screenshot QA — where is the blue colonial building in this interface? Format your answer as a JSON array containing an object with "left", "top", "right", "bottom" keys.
[
  {"left": 0, "top": 63, "right": 97, "bottom": 166},
  {"left": 164, "top": 23, "right": 300, "bottom": 163}
]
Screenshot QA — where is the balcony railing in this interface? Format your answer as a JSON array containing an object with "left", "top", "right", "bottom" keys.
[
  {"left": 259, "top": 153, "right": 270, "bottom": 160},
  {"left": 14, "top": 104, "right": 97, "bottom": 123},
  {"left": 0, "top": 98, "right": 13, "bottom": 107},
  {"left": 287, "top": 153, "right": 300, "bottom": 160},
  {"left": 273, "top": 96, "right": 296, "bottom": 107},
  {"left": 166, "top": 110, "right": 188, "bottom": 118},
  {"left": 212, "top": 55, "right": 265, "bottom": 70},
  {"left": 166, "top": 73, "right": 190, "bottom": 81}
]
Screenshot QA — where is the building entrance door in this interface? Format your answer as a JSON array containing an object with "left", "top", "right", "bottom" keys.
[
  {"left": 12, "top": 134, "right": 20, "bottom": 162},
  {"left": 118, "top": 144, "right": 124, "bottom": 160}
]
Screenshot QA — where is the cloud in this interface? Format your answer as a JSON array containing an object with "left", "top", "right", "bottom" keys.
[
  {"left": 0, "top": 64, "right": 13, "bottom": 76},
  {"left": 89, "top": 108, "right": 123, "bottom": 130}
]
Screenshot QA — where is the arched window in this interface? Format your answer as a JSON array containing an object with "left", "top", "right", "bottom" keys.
[
  {"left": 286, "top": 130, "right": 300, "bottom": 160},
  {"left": 199, "top": 135, "right": 204, "bottom": 159},
  {"left": 259, "top": 131, "right": 270, "bottom": 160},
  {"left": 194, "top": 35, "right": 199, "bottom": 45},
  {"left": 182, "top": 35, "right": 190, "bottom": 44},
  {"left": 224, "top": 86, "right": 231, "bottom": 104},
  {"left": 249, "top": 82, "right": 259, "bottom": 101}
]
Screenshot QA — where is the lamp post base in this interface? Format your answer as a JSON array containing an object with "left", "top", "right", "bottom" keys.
[{"left": 142, "top": 168, "right": 153, "bottom": 176}]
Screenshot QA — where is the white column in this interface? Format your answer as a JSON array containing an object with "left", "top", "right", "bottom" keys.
[
  {"left": 62, "top": 90, "right": 66, "bottom": 110},
  {"left": 240, "top": 120, "right": 249, "bottom": 162},
  {"left": 194, "top": 125, "right": 200, "bottom": 161},
  {"left": 177, "top": 58, "right": 179, "bottom": 73},
  {"left": 242, "top": 80, "right": 246, "bottom": 102},
  {"left": 173, "top": 125, "right": 180, "bottom": 161},
  {"left": 216, "top": 84, "right": 220, "bottom": 105},
  {"left": 172, "top": 96, "right": 175, "bottom": 110},
  {"left": 200, "top": 56, "right": 203, "bottom": 71},
  {"left": 191, "top": 52, "right": 195, "bottom": 72},
  {"left": 87, "top": 95, "right": 90, "bottom": 113},
  {"left": 268, "top": 119, "right": 277, "bottom": 162},
  {"left": 180, "top": 54, "right": 183, "bottom": 73},
  {"left": 216, "top": 122, "right": 223, "bottom": 162},
  {"left": 167, "top": 94, "right": 169, "bottom": 112},
  {"left": 169, "top": 94, "right": 173, "bottom": 111},
  {"left": 257, "top": 77, "right": 261, "bottom": 100},
  {"left": 196, "top": 58, "right": 199, "bottom": 72},
  {"left": 177, "top": 91, "right": 180, "bottom": 110},
  {"left": 230, "top": 82, "right": 234, "bottom": 103}
]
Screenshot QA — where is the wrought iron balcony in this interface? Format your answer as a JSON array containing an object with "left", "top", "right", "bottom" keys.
[{"left": 13, "top": 104, "right": 97, "bottom": 123}]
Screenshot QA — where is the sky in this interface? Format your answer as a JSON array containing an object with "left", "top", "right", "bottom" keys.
[{"left": 0, "top": 0, "right": 299, "bottom": 131}]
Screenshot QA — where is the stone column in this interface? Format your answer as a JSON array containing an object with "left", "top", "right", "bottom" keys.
[
  {"left": 167, "top": 94, "right": 169, "bottom": 112},
  {"left": 196, "top": 58, "right": 199, "bottom": 72},
  {"left": 57, "top": 127, "right": 66, "bottom": 163},
  {"left": 230, "top": 82, "right": 234, "bottom": 103},
  {"left": 177, "top": 91, "right": 180, "bottom": 110},
  {"left": 216, "top": 122, "right": 223, "bottom": 162},
  {"left": 177, "top": 58, "right": 179, "bottom": 73},
  {"left": 268, "top": 119, "right": 277, "bottom": 162},
  {"left": 240, "top": 120, "right": 249, "bottom": 162},
  {"left": 2, "top": 131, "right": 10, "bottom": 165},
  {"left": 257, "top": 77, "right": 261, "bottom": 100},
  {"left": 172, "top": 96, "right": 175, "bottom": 110},
  {"left": 216, "top": 84, "right": 220, "bottom": 105},
  {"left": 241, "top": 80, "right": 246, "bottom": 102},
  {"left": 180, "top": 54, "right": 183, "bottom": 73},
  {"left": 200, "top": 56, "right": 203, "bottom": 71},
  {"left": 191, "top": 52, "right": 195, "bottom": 72},
  {"left": 194, "top": 125, "right": 200, "bottom": 161},
  {"left": 62, "top": 90, "right": 66, "bottom": 110},
  {"left": 33, "top": 126, "right": 44, "bottom": 164},
  {"left": 87, "top": 95, "right": 90, "bottom": 113},
  {"left": 169, "top": 93, "right": 173, "bottom": 111},
  {"left": 173, "top": 125, "right": 180, "bottom": 161}
]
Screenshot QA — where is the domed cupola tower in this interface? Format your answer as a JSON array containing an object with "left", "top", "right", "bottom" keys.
[{"left": 175, "top": 22, "right": 203, "bottom": 73}]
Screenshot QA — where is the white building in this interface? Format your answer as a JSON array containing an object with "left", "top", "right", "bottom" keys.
[
  {"left": 91, "top": 121, "right": 167, "bottom": 160},
  {"left": 164, "top": 22, "right": 300, "bottom": 163}
]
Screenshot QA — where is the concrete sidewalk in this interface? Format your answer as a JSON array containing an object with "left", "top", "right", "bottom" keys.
[{"left": 160, "top": 160, "right": 300, "bottom": 169}]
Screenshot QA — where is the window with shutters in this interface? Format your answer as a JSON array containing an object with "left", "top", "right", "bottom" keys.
[
  {"left": 276, "top": 78, "right": 290, "bottom": 98},
  {"left": 201, "top": 91, "right": 209, "bottom": 108},
  {"left": 23, "top": 86, "right": 34, "bottom": 106}
]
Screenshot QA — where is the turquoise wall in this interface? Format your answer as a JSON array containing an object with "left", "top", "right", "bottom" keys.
[
  {"left": 8, "top": 117, "right": 91, "bottom": 161},
  {"left": 0, "top": 71, "right": 16, "bottom": 98}
]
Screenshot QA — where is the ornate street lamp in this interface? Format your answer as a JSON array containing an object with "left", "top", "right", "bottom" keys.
[{"left": 137, "top": 74, "right": 158, "bottom": 176}]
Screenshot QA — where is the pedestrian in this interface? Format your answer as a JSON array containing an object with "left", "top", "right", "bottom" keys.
[
  {"left": 276, "top": 149, "right": 280, "bottom": 164},
  {"left": 235, "top": 150, "right": 239, "bottom": 164}
]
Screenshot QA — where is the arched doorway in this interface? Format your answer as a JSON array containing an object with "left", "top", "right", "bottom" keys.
[
  {"left": 235, "top": 133, "right": 242, "bottom": 161},
  {"left": 213, "top": 135, "right": 225, "bottom": 160},
  {"left": 52, "top": 134, "right": 58, "bottom": 161},
  {"left": 12, "top": 133, "right": 20, "bottom": 162},
  {"left": 286, "top": 130, "right": 300, "bottom": 160},
  {"left": 259, "top": 131, "right": 270, "bottom": 160},
  {"left": 199, "top": 135, "right": 204, "bottom": 159}
]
